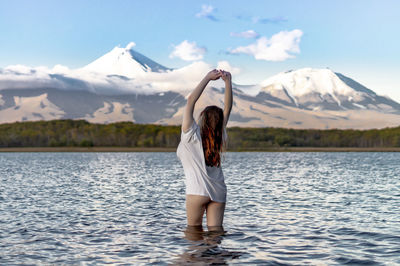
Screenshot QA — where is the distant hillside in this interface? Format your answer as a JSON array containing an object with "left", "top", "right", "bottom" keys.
[
  {"left": 1, "top": 120, "right": 399, "bottom": 150},
  {"left": 2, "top": 42, "right": 400, "bottom": 129}
]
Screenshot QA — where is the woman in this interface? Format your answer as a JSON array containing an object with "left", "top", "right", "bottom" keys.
[{"left": 176, "top": 69, "right": 232, "bottom": 229}]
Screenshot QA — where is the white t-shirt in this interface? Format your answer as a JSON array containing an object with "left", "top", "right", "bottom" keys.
[{"left": 176, "top": 120, "right": 227, "bottom": 203}]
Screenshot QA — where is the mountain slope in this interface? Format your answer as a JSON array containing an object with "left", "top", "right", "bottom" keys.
[
  {"left": 0, "top": 88, "right": 185, "bottom": 124},
  {"left": 1, "top": 84, "right": 400, "bottom": 129},
  {"left": 258, "top": 68, "right": 400, "bottom": 113},
  {"left": 159, "top": 86, "right": 400, "bottom": 129},
  {"left": 1, "top": 43, "right": 400, "bottom": 129}
]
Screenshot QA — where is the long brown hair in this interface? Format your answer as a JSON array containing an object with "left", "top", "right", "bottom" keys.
[{"left": 198, "top": 105, "right": 226, "bottom": 167}]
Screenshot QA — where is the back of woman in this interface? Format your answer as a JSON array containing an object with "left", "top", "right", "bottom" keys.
[{"left": 176, "top": 69, "right": 232, "bottom": 230}]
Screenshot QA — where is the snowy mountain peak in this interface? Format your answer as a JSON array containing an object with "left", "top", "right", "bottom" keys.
[
  {"left": 81, "top": 42, "right": 170, "bottom": 78},
  {"left": 260, "top": 68, "right": 355, "bottom": 98},
  {"left": 258, "top": 67, "right": 399, "bottom": 111}
]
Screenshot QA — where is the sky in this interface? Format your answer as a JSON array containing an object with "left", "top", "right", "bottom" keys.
[{"left": 0, "top": 0, "right": 399, "bottom": 100}]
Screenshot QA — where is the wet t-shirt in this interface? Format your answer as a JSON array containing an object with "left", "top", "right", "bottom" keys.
[{"left": 176, "top": 120, "right": 227, "bottom": 203}]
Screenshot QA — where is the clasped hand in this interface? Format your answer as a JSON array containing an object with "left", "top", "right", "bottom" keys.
[{"left": 206, "top": 69, "right": 231, "bottom": 82}]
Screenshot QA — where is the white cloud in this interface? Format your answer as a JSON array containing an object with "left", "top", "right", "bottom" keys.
[
  {"left": 52, "top": 64, "right": 71, "bottom": 73},
  {"left": 195, "top": 4, "right": 218, "bottom": 21},
  {"left": 230, "top": 30, "right": 259, "bottom": 39},
  {"left": 0, "top": 61, "right": 214, "bottom": 95},
  {"left": 144, "top": 61, "right": 212, "bottom": 92},
  {"left": 216, "top": 61, "right": 240, "bottom": 75},
  {"left": 4, "top": 64, "right": 36, "bottom": 75},
  {"left": 169, "top": 40, "right": 206, "bottom": 61},
  {"left": 230, "top": 29, "right": 303, "bottom": 61},
  {"left": 0, "top": 64, "right": 96, "bottom": 92},
  {"left": 125, "top": 42, "right": 136, "bottom": 50}
]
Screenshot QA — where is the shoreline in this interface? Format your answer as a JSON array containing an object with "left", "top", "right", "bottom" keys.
[{"left": 1, "top": 147, "right": 400, "bottom": 152}]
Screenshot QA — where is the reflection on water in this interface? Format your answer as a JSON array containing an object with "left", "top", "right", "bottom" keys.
[
  {"left": 176, "top": 226, "right": 242, "bottom": 265},
  {"left": 0, "top": 152, "right": 400, "bottom": 264}
]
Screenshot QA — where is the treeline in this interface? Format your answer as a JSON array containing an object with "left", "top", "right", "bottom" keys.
[
  {"left": 0, "top": 119, "right": 400, "bottom": 149},
  {"left": 227, "top": 127, "right": 400, "bottom": 150},
  {"left": 0, "top": 120, "right": 180, "bottom": 148}
]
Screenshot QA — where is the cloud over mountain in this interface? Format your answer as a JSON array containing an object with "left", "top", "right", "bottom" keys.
[
  {"left": 216, "top": 61, "right": 240, "bottom": 75},
  {"left": 2, "top": 42, "right": 400, "bottom": 129},
  {"left": 0, "top": 43, "right": 214, "bottom": 95},
  {"left": 230, "top": 29, "right": 303, "bottom": 61}
]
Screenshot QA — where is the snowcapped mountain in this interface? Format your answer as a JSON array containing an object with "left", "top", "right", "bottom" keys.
[
  {"left": 81, "top": 42, "right": 170, "bottom": 77},
  {"left": 258, "top": 68, "right": 400, "bottom": 112},
  {"left": 1, "top": 44, "right": 400, "bottom": 129}
]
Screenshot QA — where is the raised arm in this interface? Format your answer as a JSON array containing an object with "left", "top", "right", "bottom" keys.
[
  {"left": 182, "top": 69, "right": 222, "bottom": 132},
  {"left": 221, "top": 70, "right": 232, "bottom": 128}
]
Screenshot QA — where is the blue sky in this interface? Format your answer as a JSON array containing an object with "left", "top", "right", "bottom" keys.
[{"left": 0, "top": 0, "right": 399, "bottom": 100}]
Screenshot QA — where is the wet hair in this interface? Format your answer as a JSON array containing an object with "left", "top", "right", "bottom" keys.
[{"left": 198, "top": 105, "right": 226, "bottom": 167}]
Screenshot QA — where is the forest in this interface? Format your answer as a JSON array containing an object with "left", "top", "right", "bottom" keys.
[{"left": 0, "top": 119, "right": 400, "bottom": 150}]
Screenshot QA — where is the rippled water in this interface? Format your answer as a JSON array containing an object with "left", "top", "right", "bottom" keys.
[{"left": 1, "top": 152, "right": 399, "bottom": 265}]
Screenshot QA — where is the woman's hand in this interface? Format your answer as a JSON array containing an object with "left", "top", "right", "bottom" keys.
[
  {"left": 220, "top": 70, "right": 232, "bottom": 83},
  {"left": 182, "top": 69, "right": 221, "bottom": 132},
  {"left": 206, "top": 69, "right": 222, "bottom": 81}
]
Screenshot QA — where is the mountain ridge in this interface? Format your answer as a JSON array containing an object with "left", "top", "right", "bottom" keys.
[
  {"left": 258, "top": 68, "right": 400, "bottom": 113},
  {"left": 0, "top": 43, "right": 399, "bottom": 129}
]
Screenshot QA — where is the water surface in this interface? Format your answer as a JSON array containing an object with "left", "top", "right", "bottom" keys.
[{"left": 1, "top": 152, "right": 399, "bottom": 264}]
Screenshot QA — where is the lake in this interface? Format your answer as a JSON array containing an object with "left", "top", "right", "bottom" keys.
[{"left": 1, "top": 152, "right": 399, "bottom": 265}]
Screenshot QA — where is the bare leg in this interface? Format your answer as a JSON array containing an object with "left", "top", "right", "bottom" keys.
[
  {"left": 206, "top": 201, "right": 226, "bottom": 227},
  {"left": 186, "top": 195, "right": 211, "bottom": 226}
]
